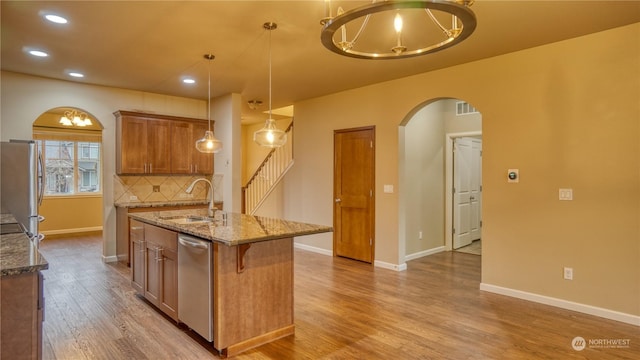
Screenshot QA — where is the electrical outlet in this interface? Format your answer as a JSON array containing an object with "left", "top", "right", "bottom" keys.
[
  {"left": 563, "top": 267, "right": 573, "bottom": 280},
  {"left": 129, "top": 195, "right": 138, "bottom": 201}
]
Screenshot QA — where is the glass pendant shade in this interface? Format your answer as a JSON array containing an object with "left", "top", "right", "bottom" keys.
[
  {"left": 253, "top": 22, "right": 287, "bottom": 148},
  {"left": 195, "top": 54, "right": 222, "bottom": 154},
  {"left": 253, "top": 119, "right": 287, "bottom": 148},
  {"left": 195, "top": 130, "right": 222, "bottom": 153}
]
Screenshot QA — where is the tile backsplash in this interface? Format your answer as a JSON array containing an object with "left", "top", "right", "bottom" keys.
[{"left": 114, "top": 174, "right": 223, "bottom": 204}]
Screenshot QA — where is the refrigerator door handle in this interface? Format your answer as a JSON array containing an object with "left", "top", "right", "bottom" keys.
[{"left": 37, "top": 150, "right": 45, "bottom": 206}]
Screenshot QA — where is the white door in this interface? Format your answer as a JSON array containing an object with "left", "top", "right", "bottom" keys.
[{"left": 453, "top": 137, "right": 482, "bottom": 249}]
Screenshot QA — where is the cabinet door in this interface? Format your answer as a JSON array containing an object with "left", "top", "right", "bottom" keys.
[
  {"left": 159, "top": 248, "right": 178, "bottom": 321},
  {"left": 130, "top": 220, "right": 145, "bottom": 295},
  {"left": 147, "top": 119, "right": 172, "bottom": 174},
  {"left": 144, "top": 240, "right": 161, "bottom": 307},
  {"left": 192, "top": 121, "right": 214, "bottom": 174},
  {"left": 170, "top": 121, "right": 193, "bottom": 174},
  {"left": 119, "top": 117, "right": 148, "bottom": 174},
  {"left": 143, "top": 224, "right": 178, "bottom": 319}
]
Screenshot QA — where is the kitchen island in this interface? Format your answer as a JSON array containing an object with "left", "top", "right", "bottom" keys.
[
  {"left": 128, "top": 209, "right": 332, "bottom": 358},
  {"left": 1, "top": 213, "right": 48, "bottom": 360}
]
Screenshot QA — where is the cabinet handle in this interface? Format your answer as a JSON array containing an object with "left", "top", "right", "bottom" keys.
[
  {"left": 149, "top": 163, "right": 153, "bottom": 173},
  {"left": 195, "top": 164, "right": 198, "bottom": 173},
  {"left": 155, "top": 246, "right": 164, "bottom": 261}
]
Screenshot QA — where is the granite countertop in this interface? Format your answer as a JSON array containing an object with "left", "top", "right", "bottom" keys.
[
  {"left": 128, "top": 209, "right": 333, "bottom": 246},
  {"left": 114, "top": 199, "right": 215, "bottom": 209},
  {"left": 1, "top": 214, "right": 49, "bottom": 276}
]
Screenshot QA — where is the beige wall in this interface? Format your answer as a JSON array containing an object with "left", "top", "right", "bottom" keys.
[
  {"left": 288, "top": 24, "right": 639, "bottom": 316},
  {"left": 403, "top": 102, "right": 446, "bottom": 255},
  {"left": 39, "top": 196, "right": 102, "bottom": 235},
  {"left": 2, "top": 23, "right": 637, "bottom": 318}
]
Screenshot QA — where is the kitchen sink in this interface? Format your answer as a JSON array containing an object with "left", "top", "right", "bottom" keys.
[{"left": 158, "top": 215, "right": 214, "bottom": 224}]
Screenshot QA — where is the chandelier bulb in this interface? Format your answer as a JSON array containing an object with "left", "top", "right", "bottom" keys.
[{"left": 394, "top": 13, "right": 403, "bottom": 34}]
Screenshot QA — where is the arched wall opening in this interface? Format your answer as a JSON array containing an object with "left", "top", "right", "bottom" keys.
[
  {"left": 32, "top": 106, "right": 104, "bottom": 237},
  {"left": 399, "top": 98, "right": 482, "bottom": 263}
]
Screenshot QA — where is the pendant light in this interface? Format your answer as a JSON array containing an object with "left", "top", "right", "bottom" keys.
[
  {"left": 253, "top": 22, "right": 287, "bottom": 148},
  {"left": 195, "top": 54, "right": 222, "bottom": 153}
]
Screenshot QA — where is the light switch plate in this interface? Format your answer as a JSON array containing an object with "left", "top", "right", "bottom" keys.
[
  {"left": 559, "top": 188, "right": 573, "bottom": 201},
  {"left": 383, "top": 184, "right": 394, "bottom": 193}
]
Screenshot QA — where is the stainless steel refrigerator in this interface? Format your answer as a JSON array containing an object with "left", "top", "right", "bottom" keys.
[{"left": 1, "top": 139, "right": 45, "bottom": 246}]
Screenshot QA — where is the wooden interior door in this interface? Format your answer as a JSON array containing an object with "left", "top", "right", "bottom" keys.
[{"left": 333, "top": 127, "right": 375, "bottom": 263}]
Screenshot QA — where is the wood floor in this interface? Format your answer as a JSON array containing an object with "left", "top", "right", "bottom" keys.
[{"left": 37, "top": 234, "right": 638, "bottom": 359}]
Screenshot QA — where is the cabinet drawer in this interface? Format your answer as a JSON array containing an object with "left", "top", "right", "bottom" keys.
[{"left": 144, "top": 224, "right": 177, "bottom": 251}]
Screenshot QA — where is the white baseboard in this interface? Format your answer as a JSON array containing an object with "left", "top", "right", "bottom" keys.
[
  {"left": 405, "top": 246, "right": 446, "bottom": 261},
  {"left": 374, "top": 260, "right": 407, "bottom": 271},
  {"left": 42, "top": 226, "right": 102, "bottom": 236},
  {"left": 294, "top": 242, "right": 333, "bottom": 256},
  {"left": 102, "top": 255, "right": 118, "bottom": 263},
  {"left": 480, "top": 283, "right": 640, "bottom": 327},
  {"left": 294, "top": 242, "right": 408, "bottom": 271}
]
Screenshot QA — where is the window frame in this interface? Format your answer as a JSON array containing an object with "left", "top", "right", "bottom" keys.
[{"left": 33, "top": 129, "right": 103, "bottom": 198}]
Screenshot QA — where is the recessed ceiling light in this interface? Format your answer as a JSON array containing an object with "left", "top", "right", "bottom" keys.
[
  {"left": 44, "top": 14, "right": 68, "bottom": 24},
  {"left": 183, "top": 78, "right": 196, "bottom": 84},
  {"left": 28, "top": 49, "right": 49, "bottom": 57},
  {"left": 68, "top": 72, "right": 84, "bottom": 78}
]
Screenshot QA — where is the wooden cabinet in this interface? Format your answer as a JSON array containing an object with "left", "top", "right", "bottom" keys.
[
  {"left": 1, "top": 271, "right": 44, "bottom": 360},
  {"left": 115, "top": 112, "right": 171, "bottom": 174},
  {"left": 170, "top": 120, "right": 213, "bottom": 174},
  {"left": 117, "top": 204, "right": 208, "bottom": 265},
  {"left": 130, "top": 219, "right": 145, "bottom": 295},
  {"left": 115, "top": 110, "right": 213, "bottom": 175},
  {"left": 129, "top": 221, "right": 179, "bottom": 321}
]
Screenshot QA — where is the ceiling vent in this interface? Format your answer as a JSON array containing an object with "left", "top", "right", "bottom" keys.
[{"left": 456, "top": 101, "right": 478, "bottom": 115}]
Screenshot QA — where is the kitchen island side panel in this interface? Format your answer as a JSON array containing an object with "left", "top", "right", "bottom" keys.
[{"left": 213, "top": 237, "right": 294, "bottom": 353}]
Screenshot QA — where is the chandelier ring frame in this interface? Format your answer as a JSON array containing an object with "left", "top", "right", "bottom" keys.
[{"left": 320, "top": 0, "right": 476, "bottom": 60}]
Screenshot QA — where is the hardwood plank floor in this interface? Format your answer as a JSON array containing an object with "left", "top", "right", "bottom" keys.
[{"left": 38, "top": 234, "right": 638, "bottom": 359}]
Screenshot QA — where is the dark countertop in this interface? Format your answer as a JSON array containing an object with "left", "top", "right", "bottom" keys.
[
  {"left": 1, "top": 214, "right": 49, "bottom": 276},
  {"left": 128, "top": 209, "right": 333, "bottom": 246}
]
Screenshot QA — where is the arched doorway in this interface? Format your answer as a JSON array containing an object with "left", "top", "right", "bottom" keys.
[
  {"left": 32, "top": 107, "right": 104, "bottom": 237},
  {"left": 399, "top": 98, "right": 482, "bottom": 262}
]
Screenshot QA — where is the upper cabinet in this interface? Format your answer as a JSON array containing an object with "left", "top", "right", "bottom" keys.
[{"left": 115, "top": 111, "right": 214, "bottom": 175}]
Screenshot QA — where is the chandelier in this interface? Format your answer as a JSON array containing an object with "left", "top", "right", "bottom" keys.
[
  {"left": 59, "top": 109, "right": 93, "bottom": 127},
  {"left": 320, "top": 0, "right": 476, "bottom": 60},
  {"left": 195, "top": 54, "right": 223, "bottom": 154},
  {"left": 253, "top": 22, "right": 287, "bottom": 148}
]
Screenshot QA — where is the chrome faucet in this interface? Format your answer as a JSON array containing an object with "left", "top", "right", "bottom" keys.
[{"left": 186, "top": 178, "right": 215, "bottom": 217}]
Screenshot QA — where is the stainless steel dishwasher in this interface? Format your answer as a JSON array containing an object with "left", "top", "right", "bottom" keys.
[{"left": 178, "top": 234, "right": 213, "bottom": 342}]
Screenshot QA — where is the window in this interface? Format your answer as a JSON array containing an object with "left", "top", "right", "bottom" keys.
[{"left": 37, "top": 140, "right": 101, "bottom": 195}]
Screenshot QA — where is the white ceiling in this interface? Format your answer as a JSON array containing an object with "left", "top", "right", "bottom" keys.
[{"left": 2, "top": 1, "right": 639, "bottom": 124}]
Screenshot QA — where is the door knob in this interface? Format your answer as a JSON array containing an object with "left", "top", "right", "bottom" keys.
[{"left": 335, "top": 198, "right": 341, "bottom": 203}]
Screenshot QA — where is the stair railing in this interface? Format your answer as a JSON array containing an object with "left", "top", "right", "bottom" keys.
[{"left": 242, "top": 122, "right": 294, "bottom": 215}]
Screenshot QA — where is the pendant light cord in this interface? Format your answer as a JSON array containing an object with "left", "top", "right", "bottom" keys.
[
  {"left": 207, "top": 57, "right": 212, "bottom": 132},
  {"left": 268, "top": 27, "right": 273, "bottom": 120}
]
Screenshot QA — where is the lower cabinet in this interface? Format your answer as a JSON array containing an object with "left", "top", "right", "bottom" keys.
[
  {"left": 130, "top": 219, "right": 145, "bottom": 294},
  {"left": 130, "top": 221, "right": 178, "bottom": 321},
  {"left": 0, "top": 271, "right": 44, "bottom": 360}
]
